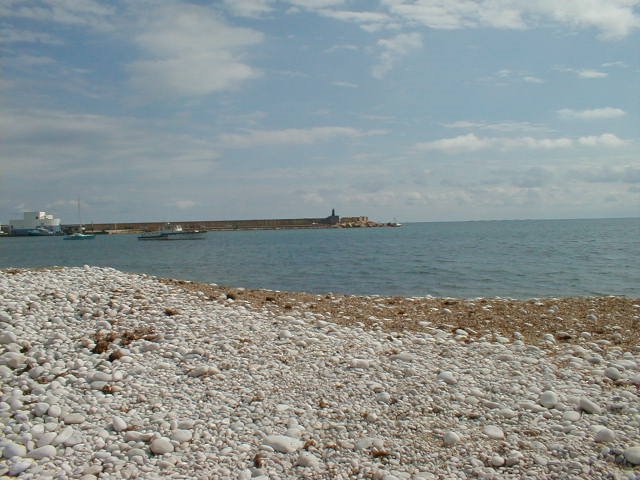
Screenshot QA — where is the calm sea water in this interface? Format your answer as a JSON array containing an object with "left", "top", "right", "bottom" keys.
[{"left": 1, "top": 218, "right": 638, "bottom": 298}]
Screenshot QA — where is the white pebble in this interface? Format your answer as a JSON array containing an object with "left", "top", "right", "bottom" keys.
[
  {"left": 437, "top": 371, "right": 457, "bottom": 385},
  {"left": 538, "top": 391, "right": 558, "bottom": 409},
  {"left": 623, "top": 446, "right": 640, "bottom": 465},
  {"left": 594, "top": 427, "right": 616, "bottom": 443},
  {"left": 264, "top": 435, "right": 303, "bottom": 453},
  {"left": 579, "top": 398, "right": 601, "bottom": 415},
  {"left": 3, "top": 442, "right": 27, "bottom": 459},
  {"left": 483, "top": 425, "right": 504, "bottom": 440},
  {"left": 28, "top": 445, "right": 57, "bottom": 459},
  {"left": 443, "top": 431, "right": 460, "bottom": 446},
  {"left": 150, "top": 437, "right": 174, "bottom": 455}
]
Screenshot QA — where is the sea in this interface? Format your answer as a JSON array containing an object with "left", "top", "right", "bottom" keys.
[{"left": 1, "top": 218, "right": 638, "bottom": 299}]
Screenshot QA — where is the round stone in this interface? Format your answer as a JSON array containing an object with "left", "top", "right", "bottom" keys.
[
  {"left": 3, "top": 442, "right": 27, "bottom": 459},
  {"left": 490, "top": 455, "right": 505, "bottom": 467},
  {"left": 28, "top": 445, "right": 57, "bottom": 460},
  {"left": 0, "top": 331, "right": 18, "bottom": 344},
  {"left": 579, "top": 398, "right": 601, "bottom": 415},
  {"left": 264, "top": 435, "right": 303, "bottom": 453},
  {"left": 150, "top": 437, "right": 174, "bottom": 455},
  {"left": 127, "top": 448, "right": 147, "bottom": 459},
  {"left": 604, "top": 366, "right": 622, "bottom": 381},
  {"left": 623, "top": 446, "right": 640, "bottom": 465},
  {"left": 112, "top": 416, "right": 127, "bottom": 432},
  {"left": 483, "top": 425, "right": 504, "bottom": 440},
  {"left": 47, "top": 405, "right": 62, "bottom": 417},
  {"left": 594, "top": 427, "right": 616, "bottom": 443},
  {"left": 539, "top": 391, "right": 558, "bottom": 409},
  {"left": 8, "top": 460, "right": 32, "bottom": 476},
  {"left": 563, "top": 411, "right": 581, "bottom": 422},
  {"left": 296, "top": 452, "right": 320, "bottom": 468},
  {"left": 63, "top": 413, "right": 85, "bottom": 424},
  {"left": 171, "top": 429, "right": 192, "bottom": 443},
  {"left": 443, "top": 431, "right": 460, "bottom": 447},
  {"left": 32, "top": 402, "right": 50, "bottom": 417},
  {"left": 437, "top": 371, "right": 457, "bottom": 385}
]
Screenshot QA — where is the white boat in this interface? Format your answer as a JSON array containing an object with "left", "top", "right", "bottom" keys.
[
  {"left": 64, "top": 199, "right": 95, "bottom": 239},
  {"left": 138, "top": 223, "right": 206, "bottom": 241},
  {"left": 28, "top": 227, "right": 55, "bottom": 236},
  {"left": 64, "top": 232, "right": 96, "bottom": 240}
]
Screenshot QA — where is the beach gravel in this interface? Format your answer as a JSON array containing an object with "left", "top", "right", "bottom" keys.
[{"left": 0, "top": 266, "right": 639, "bottom": 479}]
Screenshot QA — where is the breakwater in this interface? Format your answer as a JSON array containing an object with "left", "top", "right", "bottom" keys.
[{"left": 70, "top": 211, "right": 391, "bottom": 234}]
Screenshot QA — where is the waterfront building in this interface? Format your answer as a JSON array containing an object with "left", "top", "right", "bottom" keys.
[{"left": 9, "top": 211, "right": 62, "bottom": 236}]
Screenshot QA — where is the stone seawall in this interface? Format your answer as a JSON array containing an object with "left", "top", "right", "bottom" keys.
[
  {"left": 68, "top": 213, "right": 388, "bottom": 234},
  {"left": 80, "top": 217, "right": 331, "bottom": 233}
]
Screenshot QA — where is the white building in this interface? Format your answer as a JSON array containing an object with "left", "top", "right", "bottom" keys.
[{"left": 9, "top": 211, "right": 61, "bottom": 235}]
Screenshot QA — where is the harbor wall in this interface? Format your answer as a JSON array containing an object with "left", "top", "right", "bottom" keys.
[{"left": 72, "top": 214, "right": 341, "bottom": 234}]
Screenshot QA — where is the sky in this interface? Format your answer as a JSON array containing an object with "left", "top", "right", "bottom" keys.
[{"left": 1, "top": 0, "right": 639, "bottom": 224}]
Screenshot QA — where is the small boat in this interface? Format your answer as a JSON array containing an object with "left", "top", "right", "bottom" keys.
[
  {"left": 64, "top": 232, "right": 95, "bottom": 240},
  {"left": 64, "top": 199, "right": 95, "bottom": 239},
  {"left": 138, "top": 223, "right": 206, "bottom": 241},
  {"left": 28, "top": 227, "right": 54, "bottom": 236}
]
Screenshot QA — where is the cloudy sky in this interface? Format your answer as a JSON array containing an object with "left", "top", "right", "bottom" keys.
[{"left": 1, "top": 0, "right": 638, "bottom": 223}]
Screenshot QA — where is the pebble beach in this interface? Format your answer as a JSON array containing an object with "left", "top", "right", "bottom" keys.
[{"left": 1, "top": 266, "right": 639, "bottom": 479}]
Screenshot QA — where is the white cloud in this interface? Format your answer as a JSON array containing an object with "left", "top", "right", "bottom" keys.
[
  {"left": 380, "top": 0, "right": 640, "bottom": 39},
  {"left": 0, "top": 0, "right": 116, "bottom": 30},
  {"left": 479, "top": 69, "right": 545, "bottom": 86},
  {"left": 128, "top": 3, "right": 263, "bottom": 97},
  {"left": 443, "top": 120, "right": 550, "bottom": 133},
  {"left": 317, "top": 8, "right": 393, "bottom": 30},
  {"left": 577, "top": 133, "right": 628, "bottom": 147},
  {"left": 415, "top": 133, "right": 492, "bottom": 153},
  {"left": 332, "top": 80, "right": 358, "bottom": 88},
  {"left": 11, "top": 54, "right": 56, "bottom": 66},
  {"left": 0, "top": 108, "right": 220, "bottom": 180},
  {"left": 287, "top": 0, "right": 346, "bottom": 8},
  {"left": 558, "top": 107, "right": 626, "bottom": 120},
  {"left": 556, "top": 66, "right": 610, "bottom": 78},
  {"left": 577, "top": 69, "right": 608, "bottom": 78},
  {"left": 415, "top": 133, "right": 628, "bottom": 153},
  {"left": 601, "top": 61, "right": 628, "bottom": 68},
  {"left": 219, "top": 126, "right": 386, "bottom": 147},
  {"left": 318, "top": 9, "right": 391, "bottom": 23},
  {"left": 0, "top": 26, "right": 63, "bottom": 44},
  {"left": 372, "top": 32, "right": 422, "bottom": 78},
  {"left": 324, "top": 44, "right": 359, "bottom": 53},
  {"left": 223, "top": 0, "right": 273, "bottom": 17}
]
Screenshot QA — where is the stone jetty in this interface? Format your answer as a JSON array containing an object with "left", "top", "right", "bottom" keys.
[{"left": 1, "top": 266, "right": 639, "bottom": 479}]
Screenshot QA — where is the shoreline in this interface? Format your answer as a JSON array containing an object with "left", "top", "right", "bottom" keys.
[
  {"left": 3, "top": 266, "right": 640, "bottom": 350},
  {"left": 161, "top": 276, "right": 640, "bottom": 351},
  {"left": 1, "top": 266, "right": 639, "bottom": 478}
]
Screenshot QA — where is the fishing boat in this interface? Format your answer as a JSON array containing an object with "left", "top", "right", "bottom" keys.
[
  {"left": 64, "top": 199, "right": 96, "bottom": 240},
  {"left": 28, "top": 227, "right": 55, "bottom": 236},
  {"left": 138, "top": 223, "right": 206, "bottom": 241},
  {"left": 64, "top": 232, "right": 96, "bottom": 240}
]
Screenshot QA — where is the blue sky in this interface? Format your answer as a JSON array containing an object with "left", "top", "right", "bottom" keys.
[{"left": 1, "top": 0, "right": 638, "bottom": 223}]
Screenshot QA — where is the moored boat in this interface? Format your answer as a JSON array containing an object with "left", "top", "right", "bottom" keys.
[
  {"left": 138, "top": 223, "right": 205, "bottom": 241},
  {"left": 64, "top": 232, "right": 96, "bottom": 240},
  {"left": 28, "top": 227, "right": 55, "bottom": 236}
]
